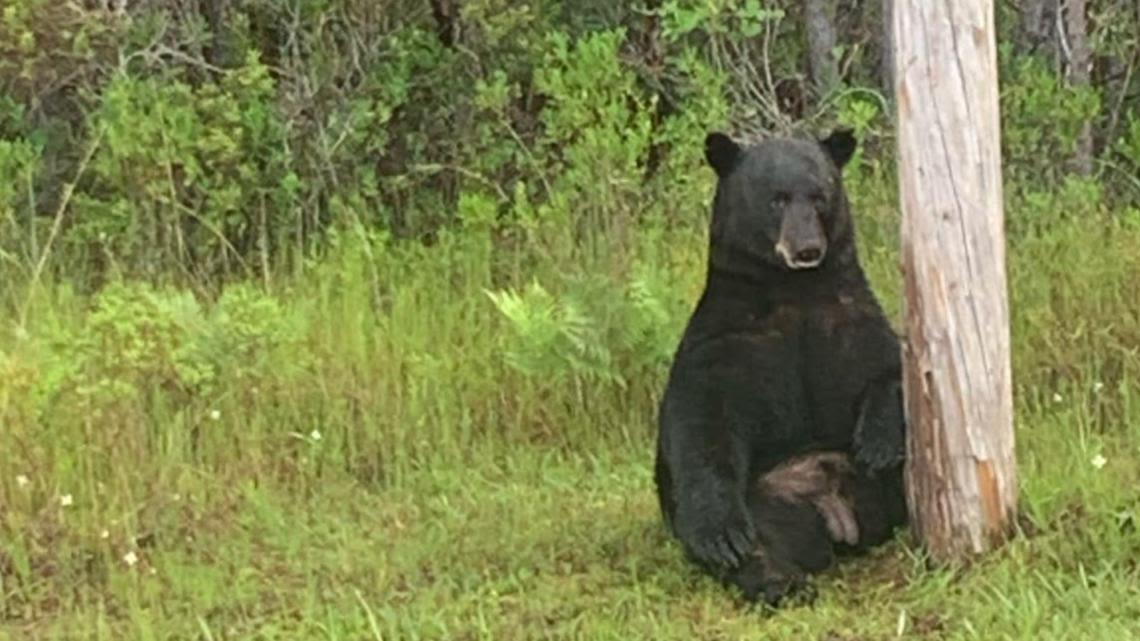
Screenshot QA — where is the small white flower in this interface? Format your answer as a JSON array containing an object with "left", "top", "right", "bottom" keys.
[
  {"left": 1052, "top": 393, "right": 1063, "bottom": 403},
  {"left": 59, "top": 494, "right": 73, "bottom": 507},
  {"left": 309, "top": 429, "right": 322, "bottom": 442},
  {"left": 172, "top": 493, "right": 181, "bottom": 501},
  {"left": 100, "top": 529, "right": 110, "bottom": 539},
  {"left": 123, "top": 551, "right": 138, "bottom": 567},
  {"left": 1091, "top": 454, "right": 1107, "bottom": 470},
  {"left": 209, "top": 409, "right": 221, "bottom": 421},
  {"left": 15, "top": 475, "right": 30, "bottom": 488},
  {"left": 1093, "top": 382, "right": 1104, "bottom": 393}
]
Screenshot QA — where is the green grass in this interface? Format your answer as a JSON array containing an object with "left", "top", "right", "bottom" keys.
[
  {"left": 4, "top": 178, "right": 1140, "bottom": 639},
  {"left": 3, "top": 435, "right": 1139, "bottom": 640}
]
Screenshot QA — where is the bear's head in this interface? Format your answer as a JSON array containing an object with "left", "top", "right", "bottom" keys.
[{"left": 704, "top": 129, "right": 857, "bottom": 273}]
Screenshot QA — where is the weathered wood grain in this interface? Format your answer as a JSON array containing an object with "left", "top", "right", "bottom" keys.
[{"left": 892, "top": 0, "right": 1019, "bottom": 562}]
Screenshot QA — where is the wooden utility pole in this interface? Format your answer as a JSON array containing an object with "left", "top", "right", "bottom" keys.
[{"left": 891, "top": 0, "right": 1018, "bottom": 562}]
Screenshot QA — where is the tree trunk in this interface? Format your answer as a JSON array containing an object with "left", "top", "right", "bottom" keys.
[
  {"left": 429, "top": 0, "right": 462, "bottom": 47},
  {"left": 1063, "top": 0, "right": 1094, "bottom": 176},
  {"left": 1016, "top": 0, "right": 1057, "bottom": 59},
  {"left": 880, "top": 0, "right": 894, "bottom": 104},
  {"left": 804, "top": 0, "right": 840, "bottom": 96},
  {"left": 891, "top": 0, "right": 1019, "bottom": 563},
  {"left": 201, "top": 0, "right": 232, "bottom": 69}
]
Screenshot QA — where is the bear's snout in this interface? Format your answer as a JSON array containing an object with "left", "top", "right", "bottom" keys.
[
  {"left": 775, "top": 210, "right": 827, "bottom": 270},
  {"left": 792, "top": 247, "right": 823, "bottom": 266}
]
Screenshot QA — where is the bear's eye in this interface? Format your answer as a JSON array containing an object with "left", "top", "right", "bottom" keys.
[
  {"left": 771, "top": 194, "right": 789, "bottom": 208},
  {"left": 811, "top": 194, "right": 827, "bottom": 207}
]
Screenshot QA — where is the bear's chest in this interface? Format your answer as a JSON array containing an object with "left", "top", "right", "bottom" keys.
[
  {"left": 731, "top": 296, "right": 889, "bottom": 443},
  {"left": 741, "top": 295, "right": 873, "bottom": 353}
]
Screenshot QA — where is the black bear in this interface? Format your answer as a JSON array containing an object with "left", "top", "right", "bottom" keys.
[{"left": 654, "top": 129, "right": 908, "bottom": 605}]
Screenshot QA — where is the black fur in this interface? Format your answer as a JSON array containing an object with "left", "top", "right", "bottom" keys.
[{"left": 654, "top": 130, "right": 908, "bottom": 606}]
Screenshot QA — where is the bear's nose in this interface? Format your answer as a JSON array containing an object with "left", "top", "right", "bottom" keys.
[{"left": 794, "top": 248, "right": 823, "bottom": 265}]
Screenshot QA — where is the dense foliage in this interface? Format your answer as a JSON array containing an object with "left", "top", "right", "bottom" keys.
[{"left": 2, "top": 1, "right": 1137, "bottom": 285}]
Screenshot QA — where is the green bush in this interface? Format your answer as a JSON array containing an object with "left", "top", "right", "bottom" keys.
[{"left": 999, "top": 53, "right": 1102, "bottom": 186}]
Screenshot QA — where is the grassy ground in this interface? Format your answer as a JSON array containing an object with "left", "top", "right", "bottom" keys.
[
  {"left": 4, "top": 178, "right": 1140, "bottom": 639},
  {"left": 3, "top": 436, "right": 1140, "bottom": 640}
]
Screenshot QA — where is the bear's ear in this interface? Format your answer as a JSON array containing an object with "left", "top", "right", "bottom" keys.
[
  {"left": 704, "top": 132, "right": 741, "bottom": 177},
  {"left": 819, "top": 128, "right": 857, "bottom": 170}
]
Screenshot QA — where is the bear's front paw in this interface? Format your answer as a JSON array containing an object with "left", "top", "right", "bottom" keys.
[
  {"left": 854, "top": 380, "right": 906, "bottom": 471},
  {"left": 853, "top": 425, "right": 904, "bottom": 471},
  {"left": 677, "top": 505, "right": 756, "bottom": 570}
]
